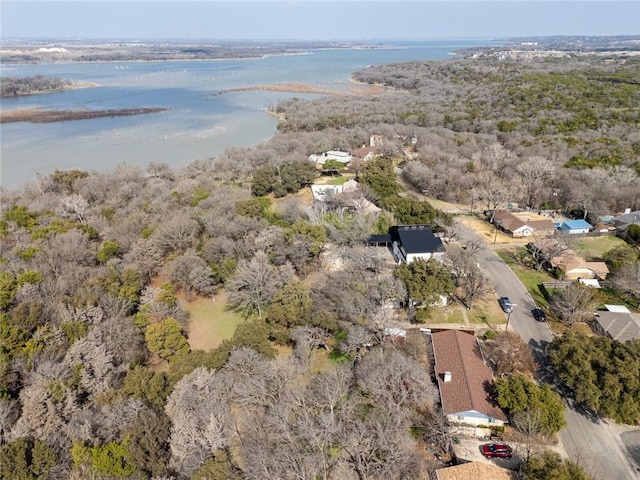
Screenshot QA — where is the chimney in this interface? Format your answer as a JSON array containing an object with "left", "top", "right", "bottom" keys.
[{"left": 443, "top": 371, "right": 452, "bottom": 383}]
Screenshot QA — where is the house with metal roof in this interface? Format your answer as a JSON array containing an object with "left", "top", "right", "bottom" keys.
[
  {"left": 559, "top": 219, "right": 592, "bottom": 234},
  {"left": 389, "top": 224, "right": 445, "bottom": 264}
]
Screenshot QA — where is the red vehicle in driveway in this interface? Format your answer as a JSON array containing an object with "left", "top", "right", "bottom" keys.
[{"left": 480, "top": 443, "right": 513, "bottom": 458}]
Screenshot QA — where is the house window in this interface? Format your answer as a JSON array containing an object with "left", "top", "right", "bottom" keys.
[
  {"left": 488, "top": 418, "right": 495, "bottom": 423},
  {"left": 457, "top": 415, "right": 464, "bottom": 421}
]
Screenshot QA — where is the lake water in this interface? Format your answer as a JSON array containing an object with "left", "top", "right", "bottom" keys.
[{"left": 0, "top": 41, "right": 492, "bottom": 190}]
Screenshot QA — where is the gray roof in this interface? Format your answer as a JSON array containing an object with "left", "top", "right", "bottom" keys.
[{"left": 594, "top": 312, "right": 640, "bottom": 342}]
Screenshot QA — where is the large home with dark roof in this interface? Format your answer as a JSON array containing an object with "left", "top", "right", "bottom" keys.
[
  {"left": 431, "top": 330, "right": 507, "bottom": 427},
  {"left": 390, "top": 224, "right": 445, "bottom": 264}
]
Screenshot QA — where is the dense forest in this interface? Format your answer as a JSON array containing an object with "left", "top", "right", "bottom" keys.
[{"left": 2, "top": 51, "right": 638, "bottom": 479}]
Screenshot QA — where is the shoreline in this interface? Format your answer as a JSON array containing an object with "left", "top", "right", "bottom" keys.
[{"left": 0, "top": 106, "right": 169, "bottom": 124}]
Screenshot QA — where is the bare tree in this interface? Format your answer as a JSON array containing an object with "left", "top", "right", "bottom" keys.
[
  {"left": 169, "top": 250, "right": 217, "bottom": 300},
  {"left": 226, "top": 251, "right": 295, "bottom": 319},
  {"left": 516, "top": 156, "right": 556, "bottom": 209},
  {"left": 165, "top": 367, "right": 232, "bottom": 477},
  {"left": 550, "top": 283, "right": 602, "bottom": 329},
  {"left": 446, "top": 245, "right": 491, "bottom": 309},
  {"left": 482, "top": 331, "right": 537, "bottom": 377},
  {"left": 611, "top": 261, "right": 640, "bottom": 307},
  {"left": 151, "top": 216, "right": 200, "bottom": 254}
]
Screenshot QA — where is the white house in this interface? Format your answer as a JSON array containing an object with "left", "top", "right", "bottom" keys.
[
  {"left": 308, "top": 150, "right": 352, "bottom": 166},
  {"left": 390, "top": 224, "right": 445, "bottom": 264}
]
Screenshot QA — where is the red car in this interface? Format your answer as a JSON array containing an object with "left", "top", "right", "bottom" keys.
[{"left": 480, "top": 443, "right": 513, "bottom": 458}]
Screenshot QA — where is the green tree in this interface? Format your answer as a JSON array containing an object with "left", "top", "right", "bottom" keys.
[
  {"left": 236, "top": 196, "right": 272, "bottom": 218},
  {"left": 384, "top": 196, "right": 447, "bottom": 226},
  {"left": 625, "top": 224, "right": 640, "bottom": 244},
  {"left": 221, "top": 318, "right": 277, "bottom": 358},
  {"left": 71, "top": 438, "right": 137, "bottom": 478},
  {"left": 322, "top": 159, "right": 346, "bottom": 174},
  {"left": 394, "top": 258, "right": 455, "bottom": 311},
  {"left": 495, "top": 374, "right": 566, "bottom": 435},
  {"left": 0, "top": 437, "right": 57, "bottom": 480},
  {"left": 0, "top": 272, "right": 18, "bottom": 310},
  {"left": 548, "top": 333, "right": 640, "bottom": 424},
  {"left": 122, "top": 364, "right": 170, "bottom": 409},
  {"left": 602, "top": 244, "right": 639, "bottom": 273},
  {"left": 97, "top": 240, "right": 121, "bottom": 263},
  {"left": 523, "top": 450, "right": 592, "bottom": 480},
  {"left": 125, "top": 410, "right": 171, "bottom": 477},
  {"left": 145, "top": 317, "right": 190, "bottom": 363},
  {"left": 251, "top": 166, "right": 278, "bottom": 196},
  {"left": 191, "top": 449, "right": 243, "bottom": 480},
  {"left": 118, "top": 268, "right": 142, "bottom": 303},
  {"left": 359, "top": 157, "right": 399, "bottom": 200},
  {"left": 267, "top": 281, "right": 313, "bottom": 343},
  {"left": 286, "top": 219, "right": 327, "bottom": 256}
]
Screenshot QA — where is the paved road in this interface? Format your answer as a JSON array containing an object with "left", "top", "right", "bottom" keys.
[{"left": 456, "top": 220, "right": 640, "bottom": 480}]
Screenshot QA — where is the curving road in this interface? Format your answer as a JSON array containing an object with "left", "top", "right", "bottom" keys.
[{"left": 455, "top": 220, "right": 640, "bottom": 480}]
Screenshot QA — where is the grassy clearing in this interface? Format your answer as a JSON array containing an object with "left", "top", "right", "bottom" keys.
[
  {"left": 183, "top": 290, "right": 244, "bottom": 351},
  {"left": 313, "top": 174, "right": 354, "bottom": 185},
  {"left": 573, "top": 235, "right": 626, "bottom": 261},
  {"left": 497, "top": 248, "right": 556, "bottom": 307},
  {"left": 548, "top": 321, "right": 594, "bottom": 336}
]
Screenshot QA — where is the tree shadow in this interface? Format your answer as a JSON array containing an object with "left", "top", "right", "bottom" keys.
[{"left": 529, "top": 337, "right": 601, "bottom": 424}]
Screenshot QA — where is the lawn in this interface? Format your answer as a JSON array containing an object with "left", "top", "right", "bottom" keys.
[
  {"left": 183, "top": 289, "right": 244, "bottom": 351},
  {"left": 573, "top": 235, "right": 626, "bottom": 261},
  {"left": 313, "top": 174, "right": 353, "bottom": 185},
  {"left": 496, "top": 248, "right": 556, "bottom": 307}
]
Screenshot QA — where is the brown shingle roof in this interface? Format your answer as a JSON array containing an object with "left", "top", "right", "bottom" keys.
[
  {"left": 432, "top": 330, "right": 506, "bottom": 421},
  {"left": 493, "top": 210, "right": 525, "bottom": 233},
  {"left": 436, "top": 461, "right": 517, "bottom": 480}
]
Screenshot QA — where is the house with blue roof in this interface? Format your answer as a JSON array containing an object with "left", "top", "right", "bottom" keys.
[{"left": 559, "top": 219, "right": 592, "bottom": 234}]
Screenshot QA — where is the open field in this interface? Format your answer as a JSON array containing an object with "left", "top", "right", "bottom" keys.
[
  {"left": 456, "top": 215, "right": 525, "bottom": 246},
  {"left": 182, "top": 290, "right": 244, "bottom": 351},
  {"left": 573, "top": 235, "right": 627, "bottom": 261}
]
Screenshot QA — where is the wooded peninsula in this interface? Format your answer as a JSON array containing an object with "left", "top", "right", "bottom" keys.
[{"left": 1, "top": 37, "right": 639, "bottom": 479}]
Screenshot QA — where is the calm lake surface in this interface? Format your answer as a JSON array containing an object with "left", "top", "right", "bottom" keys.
[{"left": 0, "top": 41, "right": 492, "bottom": 190}]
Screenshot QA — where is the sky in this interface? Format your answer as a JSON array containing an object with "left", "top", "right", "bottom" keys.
[{"left": 1, "top": 1, "right": 639, "bottom": 41}]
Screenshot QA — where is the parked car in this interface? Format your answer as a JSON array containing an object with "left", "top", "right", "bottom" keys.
[
  {"left": 498, "top": 297, "right": 513, "bottom": 314},
  {"left": 532, "top": 308, "right": 547, "bottom": 322},
  {"left": 480, "top": 443, "right": 513, "bottom": 458}
]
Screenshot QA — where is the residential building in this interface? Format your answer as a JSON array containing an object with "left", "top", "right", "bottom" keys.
[
  {"left": 308, "top": 150, "right": 352, "bottom": 167},
  {"left": 491, "top": 210, "right": 556, "bottom": 238},
  {"left": 592, "top": 311, "right": 640, "bottom": 342},
  {"left": 390, "top": 224, "right": 445, "bottom": 264},
  {"left": 530, "top": 239, "right": 609, "bottom": 280},
  {"left": 559, "top": 219, "right": 592, "bottom": 234},
  {"left": 431, "top": 330, "right": 507, "bottom": 427}
]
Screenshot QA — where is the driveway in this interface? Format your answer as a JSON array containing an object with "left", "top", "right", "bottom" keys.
[
  {"left": 453, "top": 437, "right": 520, "bottom": 471},
  {"left": 455, "top": 218, "right": 640, "bottom": 480}
]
